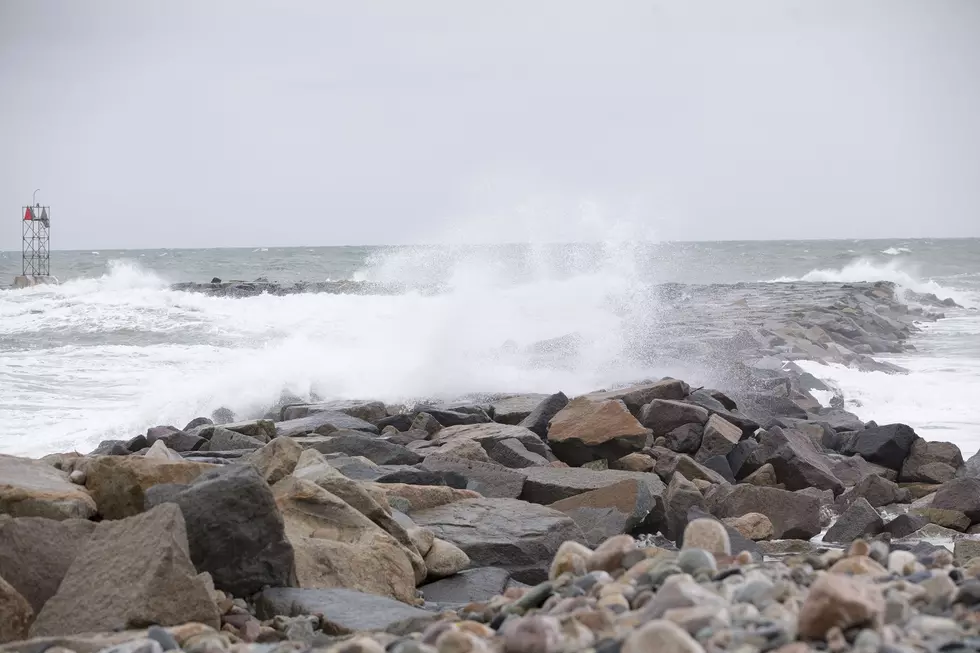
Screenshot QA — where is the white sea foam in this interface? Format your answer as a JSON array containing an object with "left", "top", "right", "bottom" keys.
[
  {"left": 882, "top": 246, "right": 912, "bottom": 255},
  {"left": 0, "top": 243, "right": 682, "bottom": 456},
  {"left": 768, "top": 258, "right": 979, "bottom": 308}
]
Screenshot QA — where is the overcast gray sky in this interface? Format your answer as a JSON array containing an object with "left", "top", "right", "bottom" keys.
[{"left": 1, "top": 0, "right": 979, "bottom": 250}]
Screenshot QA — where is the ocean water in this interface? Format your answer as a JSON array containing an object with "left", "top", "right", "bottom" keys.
[{"left": 1, "top": 238, "right": 978, "bottom": 458}]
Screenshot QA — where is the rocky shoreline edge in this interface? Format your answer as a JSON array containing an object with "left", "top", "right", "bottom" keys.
[{"left": 2, "top": 281, "right": 980, "bottom": 652}]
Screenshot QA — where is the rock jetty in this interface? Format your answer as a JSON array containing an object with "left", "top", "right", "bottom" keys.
[{"left": 0, "top": 279, "right": 976, "bottom": 651}]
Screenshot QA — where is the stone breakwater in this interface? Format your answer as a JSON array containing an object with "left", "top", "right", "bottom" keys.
[{"left": 1, "top": 280, "right": 978, "bottom": 651}]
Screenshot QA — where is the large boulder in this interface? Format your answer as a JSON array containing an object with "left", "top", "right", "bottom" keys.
[
  {"left": 368, "top": 483, "right": 481, "bottom": 513},
  {"left": 823, "top": 498, "right": 884, "bottom": 543},
  {"left": 749, "top": 427, "right": 844, "bottom": 495},
  {"left": 81, "top": 456, "right": 216, "bottom": 519},
  {"left": 276, "top": 412, "right": 379, "bottom": 437},
  {"left": 0, "top": 454, "right": 97, "bottom": 520},
  {"left": 840, "top": 424, "right": 918, "bottom": 471},
  {"left": 422, "top": 424, "right": 550, "bottom": 460},
  {"left": 638, "top": 400, "right": 709, "bottom": 437},
  {"left": 653, "top": 449, "right": 730, "bottom": 486},
  {"left": 145, "top": 427, "right": 206, "bottom": 452},
  {"left": 205, "top": 427, "right": 265, "bottom": 451},
  {"left": 548, "top": 479, "right": 656, "bottom": 548},
  {"left": 273, "top": 477, "right": 419, "bottom": 603},
  {"left": 0, "top": 517, "right": 97, "bottom": 614},
  {"left": 828, "top": 454, "right": 897, "bottom": 486},
  {"left": 837, "top": 474, "right": 907, "bottom": 509},
  {"left": 582, "top": 378, "right": 690, "bottom": 414},
  {"left": 245, "top": 436, "right": 304, "bottom": 485},
  {"left": 932, "top": 478, "right": 980, "bottom": 524},
  {"left": 662, "top": 473, "right": 705, "bottom": 542},
  {"left": 694, "top": 415, "right": 742, "bottom": 463},
  {"left": 546, "top": 398, "right": 649, "bottom": 465},
  {"left": 148, "top": 465, "right": 295, "bottom": 597},
  {"left": 255, "top": 588, "right": 435, "bottom": 635},
  {"left": 0, "top": 575, "right": 32, "bottom": 644},
  {"left": 520, "top": 466, "right": 666, "bottom": 506},
  {"left": 281, "top": 400, "right": 387, "bottom": 424},
  {"left": 29, "top": 503, "right": 219, "bottom": 636},
  {"left": 421, "top": 567, "right": 512, "bottom": 606},
  {"left": 900, "top": 439, "right": 963, "bottom": 484},
  {"left": 420, "top": 455, "right": 527, "bottom": 498},
  {"left": 491, "top": 394, "right": 550, "bottom": 425},
  {"left": 518, "top": 392, "right": 569, "bottom": 438},
  {"left": 707, "top": 485, "right": 822, "bottom": 539},
  {"left": 306, "top": 432, "right": 422, "bottom": 466},
  {"left": 194, "top": 419, "right": 276, "bottom": 442},
  {"left": 411, "top": 497, "right": 585, "bottom": 584},
  {"left": 487, "top": 438, "right": 550, "bottom": 468},
  {"left": 957, "top": 450, "right": 980, "bottom": 480}
]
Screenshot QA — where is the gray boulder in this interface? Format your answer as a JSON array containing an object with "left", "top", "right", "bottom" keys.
[
  {"left": 411, "top": 498, "right": 585, "bottom": 584},
  {"left": 420, "top": 455, "right": 527, "bottom": 498},
  {"left": 518, "top": 392, "right": 569, "bottom": 438},
  {"left": 0, "top": 517, "right": 97, "bottom": 614},
  {"left": 932, "top": 478, "right": 980, "bottom": 523},
  {"left": 823, "top": 498, "right": 884, "bottom": 543},
  {"left": 281, "top": 400, "right": 387, "bottom": 424},
  {"left": 276, "top": 412, "right": 379, "bottom": 437},
  {"left": 662, "top": 472, "right": 705, "bottom": 541},
  {"left": 707, "top": 485, "right": 822, "bottom": 539},
  {"left": 148, "top": 465, "right": 294, "bottom": 597},
  {"left": 206, "top": 427, "right": 265, "bottom": 451},
  {"left": 750, "top": 427, "right": 844, "bottom": 495},
  {"left": 255, "top": 588, "right": 435, "bottom": 634},
  {"left": 421, "top": 567, "right": 512, "bottom": 606},
  {"left": 308, "top": 433, "right": 422, "bottom": 466},
  {"left": 900, "top": 439, "right": 963, "bottom": 484},
  {"left": 837, "top": 474, "right": 907, "bottom": 509},
  {"left": 520, "top": 466, "right": 666, "bottom": 505},
  {"left": 548, "top": 478, "right": 657, "bottom": 548},
  {"left": 663, "top": 423, "right": 703, "bottom": 455},
  {"left": 491, "top": 394, "right": 550, "bottom": 425},
  {"left": 30, "top": 503, "right": 219, "bottom": 635},
  {"left": 695, "top": 414, "right": 742, "bottom": 463},
  {"left": 488, "top": 438, "right": 550, "bottom": 468},
  {"left": 638, "top": 400, "right": 710, "bottom": 437},
  {"left": 828, "top": 453, "right": 897, "bottom": 486},
  {"left": 840, "top": 424, "right": 918, "bottom": 471}
]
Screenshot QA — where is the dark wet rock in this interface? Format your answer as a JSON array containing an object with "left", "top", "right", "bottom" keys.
[
  {"left": 518, "top": 392, "right": 569, "bottom": 438},
  {"left": 837, "top": 474, "right": 908, "bottom": 509},
  {"left": 490, "top": 395, "right": 550, "bottom": 425},
  {"left": 183, "top": 417, "right": 213, "bottom": 431},
  {"left": 125, "top": 434, "right": 148, "bottom": 452},
  {"left": 883, "top": 513, "right": 929, "bottom": 539},
  {"left": 662, "top": 472, "right": 705, "bottom": 541},
  {"left": 255, "top": 588, "right": 436, "bottom": 634},
  {"left": 706, "top": 484, "right": 822, "bottom": 539},
  {"left": 276, "top": 411, "right": 379, "bottom": 437},
  {"left": 694, "top": 414, "right": 742, "bottom": 463},
  {"left": 487, "top": 438, "right": 550, "bottom": 468},
  {"left": 932, "top": 478, "right": 980, "bottom": 523},
  {"left": 88, "top": 440, "right": 130, "bottom": 456},
  {"left": 205, "top": 427, "right": 265, "bottom": 451},
  {"left": 0, "top": 517, "right": 98, "bottom": 614},
  {"left": 727, "top": 439, "right": 761, "bottom": 480},
  {"left": 653, "top": 449, "right": 730, "bottom": 486},
  {"left": 411, "top": 497, "right": 585, "bottom": 584},
  {"left": 739, "top": 392, "right": 809, "bottom": 421},
  {"left": 700, "top": 455, "right": 736, "bottom": 484},
  {"left": 374, "top": 468, "right": 468, "bottom": 489},
  {"left": 812, "top": 409, "right": 867, "bottom": 432},
  {"left": 147, "top": 464, "right": 294, "bottom": 597},
  {"left": 824, "top": 498, "right": 884, "bottom": 543},
  {"left": 194, "top": 419, "right": 276, "bottom": 442},
  {"left": 281, "top": 400, "right": 387, "bottom": 424},
  {"left": 29, "top": 503, "right": 219, "bottom": 636},
  {"left": 308, "top": 432, "right": 423, "bottom": 466},
  {"left": 323, "top": 455, "right": 385, "bottom": 480},
  {"left": 748, "top": 426, "right": 844, "bottom": 495},
  {"left": 549, "top": 479, "right": 656, "bottom": 548},
  {"left": 840, "top": 424, "right": 918, "bottom": 471},
  {"left": 377, "top": 414, "right": 416, "bottom": 432},
  {"left": 638, "top": 400, "right": 710, "bottom": 437},
  {"left": 521, "top": 466, "right": 666, "bottom": 506},
  {"left": 419, "top": 408, "right": 491, "bottom": 427},
  {"left": 547, "top": 398, "right": 649, "bottom": 466},
  {"left": 583, "top": 378, "right": 690, "bottom": 414},
  {"left": 663, "top": 423, "right": 703, "bottom": 455},
  {"left": 423, "top": 423, "right": 550, "bottom": 460},
  {"left": 420, "top": 567, "right": 512, "bottom": 606},
  {"left": 146, "top": 428, "right": 206, "bottom": 453},
  {"left": 828, "top": 453, "right": 897, "bottom": 486},
  {"left": 420, "top": 455, "right": 527, "bottom": 498},
  {"left": 900, "top": 439, "right": 963, "bottom": 484}
]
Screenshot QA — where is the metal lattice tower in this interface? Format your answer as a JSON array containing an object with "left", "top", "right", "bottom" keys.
[{"left": 22, "top": 190, "right": 51, "bottom": 277}]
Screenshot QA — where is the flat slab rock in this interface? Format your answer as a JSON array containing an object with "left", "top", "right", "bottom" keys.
[
  {"left": 411, "top": 497, "right": 586, "bottom": 584},
  {"left": 254, "top": 588, "right": 435, "bottom": 634},
  {"left": 420, "top": 567, "right": 512, "bottom": 606},
  {"left": 275, "top": 412, "right": 379, "bottom": 437},
  {"left": 520, "top": 466, "right": 666, "bottom": 505},
  {"left": 0, "top": 454, "right": 97, "bottom": 520}
]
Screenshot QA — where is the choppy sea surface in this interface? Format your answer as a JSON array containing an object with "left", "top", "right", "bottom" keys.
[{"left": 1, "top": 238, "right": 978, "bottom": 458}]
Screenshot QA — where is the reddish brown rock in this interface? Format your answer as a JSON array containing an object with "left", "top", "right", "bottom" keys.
[
  {"left": 797, "top": 573, "right": 884, "bottom": 639},
  {"left": 547, "top": 398, "right": 650, "bottom": 466}
]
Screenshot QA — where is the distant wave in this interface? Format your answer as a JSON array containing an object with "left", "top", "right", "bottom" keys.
[
  {"left": 767, "top": 258, "right": 977, "bottom": 307},
  {"left": 882, "top": 247, "right": 912, "bottom": 256}
]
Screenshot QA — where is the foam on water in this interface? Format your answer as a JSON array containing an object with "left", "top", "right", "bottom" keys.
[{"left": 0, "top": 244, "right": 671, "bottom": 456}]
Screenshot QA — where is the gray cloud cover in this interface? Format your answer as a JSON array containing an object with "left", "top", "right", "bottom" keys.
[{"left": 1, "top": 0, "right": 979, "bottom": 250}]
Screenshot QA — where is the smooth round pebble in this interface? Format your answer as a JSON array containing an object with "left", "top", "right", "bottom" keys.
[{"left": 677, "top": 548, "right": 717, "bottom": 575}]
